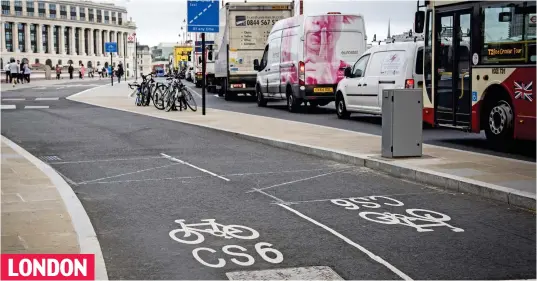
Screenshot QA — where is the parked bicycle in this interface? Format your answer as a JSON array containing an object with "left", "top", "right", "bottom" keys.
[{"left": 155, "top": 73, "right": 197, "bottom": 112}]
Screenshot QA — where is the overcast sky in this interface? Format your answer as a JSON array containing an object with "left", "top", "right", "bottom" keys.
[{"left": 115, "top": 0, "right": 416, "bottom": 47}]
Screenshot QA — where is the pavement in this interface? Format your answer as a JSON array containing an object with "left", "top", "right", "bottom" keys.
[
  {"left": 192, "top": 85, "right": 536, "bottom": 162},
  {"left": 68, "top": 82, "right": 536, "bottom": 210},
  {"left": 1, "top": 80, "right": 535, "bottom": 280},
  {"left": 0, "top": 136, "right": 107, "bottom": 280}
]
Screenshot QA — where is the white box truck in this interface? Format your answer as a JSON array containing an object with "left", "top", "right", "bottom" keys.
[
  {"left": 214, "top": 1, "right": 294, "bottom": 100},
  {"left": 191, "top": 33, "right": 217, "bottom": 90}
]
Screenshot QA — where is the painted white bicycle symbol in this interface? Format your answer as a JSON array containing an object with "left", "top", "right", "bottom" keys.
[
  {"left": 169, "top": 219, "right": 260, "bottom": 245},
  {"left": 359, "top": 209, "right": 464, "bottom": 232}
]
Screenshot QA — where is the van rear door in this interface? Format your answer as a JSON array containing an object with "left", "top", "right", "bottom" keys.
[
  {"left": 365, "top": 50, "right": 408, "bottom": 109},
  {"left": 304, "top": 15, "right": 365, "bottom": 88}
]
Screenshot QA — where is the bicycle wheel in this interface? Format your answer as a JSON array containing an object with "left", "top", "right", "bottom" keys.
[
  {"left": 143, "top": 84, "right": 151, "bottom": 106},
  {"left": 183, "top": 89, "right": 197, "bottom": 111},
  {"left": 169, "top": 229, "right": 205, "bottom": 245},
  {"left": 405, "top": 209, "right": 452, "bottom": 221},
  {"left": 153, "top": 84, "right": 166, "bottom": 110},
  {"left": 165, "top": 92, "right": 176, "bottom": 112},
  {"left": 359, "top": 212, "right": 399, "bottom": 224},
  {"left": 223, "top": 225, "right": 260, "bottom": 240}
]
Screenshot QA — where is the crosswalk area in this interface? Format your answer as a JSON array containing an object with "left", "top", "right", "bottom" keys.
[{"left": 1, "top": 97, "right": 64, "bottom": 110}]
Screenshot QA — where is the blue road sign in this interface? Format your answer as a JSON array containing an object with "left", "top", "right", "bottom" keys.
[
  {"left": 105, "top": 42, "right": 117, "bottom": 53},
  {"left": 187, "top": 0, "right": 219, "bottom": 33}
]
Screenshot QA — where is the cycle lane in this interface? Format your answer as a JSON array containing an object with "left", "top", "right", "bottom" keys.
[
  {"left": 3, "top": 98, "right": 534, "bottom": 280},
  {"left": 248, "top": 170, "right": 536, "bottom": 280}
]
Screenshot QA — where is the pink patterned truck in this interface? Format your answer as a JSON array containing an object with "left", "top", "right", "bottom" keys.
[{"left": 253, "top": 12, "right": 367, "bottom": 111}]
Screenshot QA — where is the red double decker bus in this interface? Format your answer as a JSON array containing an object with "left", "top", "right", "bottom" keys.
[{"left": 415, "top": 1, "right": 536, "bottom": 145}]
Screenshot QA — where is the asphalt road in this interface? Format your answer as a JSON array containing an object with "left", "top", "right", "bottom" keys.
[
  {"left": 180, "top": 81, "right": 536, "bottom": 162},
  {"left": 1, "top": 84, "right": 535, "bottom": 280}
]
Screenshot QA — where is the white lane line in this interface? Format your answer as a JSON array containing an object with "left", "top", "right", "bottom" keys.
[
  {"left": 35, "top": 97, "right": 60, "bottom": 101},
  {"left": 278, "top": 191, "right": 449, "bottom": 205},
  {"left": 226, "top": 167, "right": 347, "bottom": 177},
  {"left": 161, "top": 153, "right": 230, "bottom": 181},
  {"left": 54, "top": 169, "right": 80, "bottom": 186},
  {"left": 78, "top": 162, "right": 181, "bottom": 184},
  {"left": 1, "top": 105, "right": 16, "bottom": 109},
  {"left": 251, "top": 188, "right": 285, "bottom": 203},
  {"left": 49, "top": 156, "right": 165, "bottom": 164},
  {"left": 24, "top": 106, "right": 50, "bottom": 109},
  {"left": 248, "top": 169, "right": 351, "bottom": 193},
  {"left": 2, "top": 98, "right": 25, "bottom": 101},
  {"left": 83, "top": 175, "right": 205, "bottom": 185},
  {"left": 277, "top": 203, "right": 413, "bottom": 281},
  {"left": 185, "top": 86, "right": 203, "bottom": 98}
]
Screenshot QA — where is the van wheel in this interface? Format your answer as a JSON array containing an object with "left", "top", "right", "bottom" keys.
[
  {"left": 287, "top": 92, "right": 299, "bottom": 112},
  {"left": 257, "top": 87, "right": 267, "bottom": 107},
  {"left": 336, "top": 94, "right": 350, "bottom": 119}
]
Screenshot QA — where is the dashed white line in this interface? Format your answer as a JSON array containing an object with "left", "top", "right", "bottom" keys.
[
  {"left": 248, "top": 169, "right": 351, "bottom": 192},
  {"left": 277, "top": 203, "right": 413, "bottom": 281},
  {"left": 2, "top": 98, "right": 25, "bottom": 101},
  {"left": 78, "top": 162, "right": 181, "bottom": 184},
  {"left": 35, "top": 97, "right": 60, "bottom": 101},
  {"left": 1, "top": 105, "right": 16, "bottom": 109},
  {"left": 24, "top": 106, "right": 50, "bottom": 109},
  {"left": 161, "top": 153, "right": 230, "bottom": 181}
]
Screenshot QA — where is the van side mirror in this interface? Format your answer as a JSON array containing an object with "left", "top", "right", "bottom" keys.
[
  {"left": 253, "top": 59, "right": 260, "bottom": 71},
  {"left": 414, "top": 11, "right": 425, "bottom": 34},
  {"left": 344, "top": 66, "right": 352, "bottom": 78},
  {"left": 208, "top": 51, "right": 213, "bottom": 61},
  {"left": 198, "top": 56, "right": 202, "bottom": 64},
  {"left": 498, "top": 12, "right": 512, "bottom": 22}
]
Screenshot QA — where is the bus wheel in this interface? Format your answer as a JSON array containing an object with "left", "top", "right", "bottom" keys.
[{"left": 484, "top": 99, "right": 514, "bottom": 145}]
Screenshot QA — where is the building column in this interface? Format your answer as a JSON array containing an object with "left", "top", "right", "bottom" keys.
[
  {"left": 102, "top": 30, "right": 108, "bottom": 57},
  {"left": 48, "top": 25, "right": 54, "bottom": 54},
  {"left": 69, "top": 26, "right": 75, "bottom": 55},
  {"left": 58, "top": 25, "right": 65, "bottom": 54},
  {"left": 117, "top": 31, "right": 123, "bottom": 57},
  {"left": 94, "top": 29, "right": 99, "bottom": 56},
  {"left": 13, "top": 22, "right": 19, "bottom": 53},
  {"left": 1, "top": 21, "right": 5, "bottom": 52},
  {"left": 36, "top": 24, "right": 43, "bottom": 53},
  {"left": 79, "top": 28, "right": 86, "bottom": 55},
  {"left": 25, "top": 23, "right": 31, "bottom": 53},
  {"left": 87, "top": 28, "right": 93, "bottom": 55}
]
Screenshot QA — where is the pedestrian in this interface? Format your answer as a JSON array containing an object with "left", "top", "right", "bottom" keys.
[
  {"left": 9, "top": 58, "right": 20, "bottom": 87},
  {"left": 102, "top": 66, "right": 107, "bottom": 78},
  {"left": 56, "top": 64, "right": 62, "bottom": 80},
  {"left": 117, "top": 63, "right": 124, "bottom": 83},
  {"left": 16, "top": 60, "right": 22, "bottom": 84},
  {"left": 24, "top": 63, "right": 31, "bottom": 83},
  {"left": 45, "top": 64, "right": 51, "bottom": 80},
  {"left": 68, "top": 64, "right": 74, "bottom": 79},
  {"left": 88, "top": 66, "right": 94, "bottom": 78},
  {"left": 80, "top": 64, "right": 85, "bottom": 79},
  {"left": 4, "top": 61, "right": 10, "bottom": 83},
  {"left": 97, "top": 67, "right": 102, "bottom": 79}
]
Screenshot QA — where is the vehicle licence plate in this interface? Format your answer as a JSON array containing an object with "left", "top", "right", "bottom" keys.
[{"left": 314, "top": 87, "right": 333, "bottom": 93}]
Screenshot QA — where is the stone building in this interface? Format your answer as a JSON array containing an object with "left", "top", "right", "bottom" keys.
[{"left": 1, "top": 0, "right": 137, "bottom": 75}]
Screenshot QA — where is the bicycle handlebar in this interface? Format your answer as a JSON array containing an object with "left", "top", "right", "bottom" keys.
[{"left": 128, "top": 83, "right": 140, "bottom": 90}]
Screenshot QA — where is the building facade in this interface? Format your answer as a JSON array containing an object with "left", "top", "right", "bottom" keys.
[
  {"left": 1, "top": 0, "right": 136, "bottom": 75},
  {"left": 135, "top": 44, "right": 151, "bottom": 77}
]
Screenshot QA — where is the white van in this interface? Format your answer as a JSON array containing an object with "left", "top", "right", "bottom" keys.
[
  {"left": 335, "top": 41, "right": 424, "bottom": 118},
  {"left": 253, "top": 12, "right": 366, "bottom": 112}
]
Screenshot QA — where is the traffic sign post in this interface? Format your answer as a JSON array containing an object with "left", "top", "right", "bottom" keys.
[
  {"left": 105, "top": 42, "right": 118, "bottom": 86},
  {"left": 187, "top": 0, "right": 219, "bottom": 115}
]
